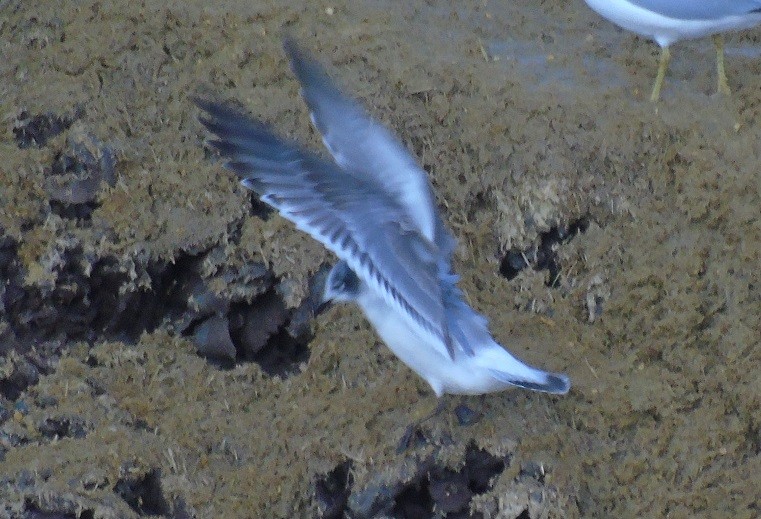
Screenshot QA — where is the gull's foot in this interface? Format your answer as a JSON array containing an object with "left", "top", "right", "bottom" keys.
[
  {"left": 717, "top": 76, "right": 731, "bottom": 97},
  {"left": 713, "top": 35, "right": 731, "bottom": 97},
  {"left": 396, "top": 424, "right": 427, "bottom": 453},
  {"left": 649, "top": 47, "right": 671, "bottom": 102},
  {"left": 396, "top": 399, "right": 447, "bottom": 453}
]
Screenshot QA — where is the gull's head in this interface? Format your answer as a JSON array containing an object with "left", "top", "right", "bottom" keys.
[{"left": 319, "top": 260, "right": 361, "bottom": 311}]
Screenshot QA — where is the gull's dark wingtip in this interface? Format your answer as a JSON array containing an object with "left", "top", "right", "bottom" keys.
[
  {"left": 543, "top": 373, "right": 571, "bottom": 395},
  {"left": 194, "top": 98, "right": 239, "bottom": 123},
  {"left": 281, "top": 33, "right": 318, "bottom": 69},
  {"left": 190, "top": 95, "right": 207, "bottom": 110},
  {"left": 281, "top": 35, "right": 337, "bottom": 97},
  {"left": 281, "top": 34, "right": 299, "bottom": 60},
  {"left": 282, "top": 34, "right": 305, "bottom": 72},
  {"left": 489, "top": 369, "right": 571, "bottom": 395},
  {"left": 192, "top": 96, "right": 229, "bottom": 124},
  {"left": 509, "top": 373, "right": 570, "bottom": 395}
]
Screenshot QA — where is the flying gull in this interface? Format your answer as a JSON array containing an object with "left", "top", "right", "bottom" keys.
[{"left": 196, "top": 38, "right": 570, "bottom": 398}]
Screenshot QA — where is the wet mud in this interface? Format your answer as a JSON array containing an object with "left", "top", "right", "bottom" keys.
[{"left": 1, "top": 0, "right": 760, "bottom": 517}]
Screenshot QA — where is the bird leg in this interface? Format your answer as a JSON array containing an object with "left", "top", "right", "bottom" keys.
[
  {"left": 713, "top": 34, "right": 731, "bottom": 96},
  {"left": 396, "top": 398, "right": 447, "bottom": 453},
  {"left": 650, "top": 46, "right": 671, "bottom": 102}
]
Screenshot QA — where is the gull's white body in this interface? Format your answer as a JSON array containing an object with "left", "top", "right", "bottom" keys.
[
  {"left": 584, "top": 0, "right": 761, "bottom": 47},
  {"left": 356, "top": 280, "right": 555, "bottom": 396},
  {"left": 197, "top": 38, "right": 570, "bottom": 399}
]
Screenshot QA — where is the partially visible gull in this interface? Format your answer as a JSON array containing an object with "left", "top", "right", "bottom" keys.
[
  {"left": 196, "top": 38, "right": 570, "bottom": 398},
  {"left": 583, "top": 0, "right": 761, "bottom": 100}
]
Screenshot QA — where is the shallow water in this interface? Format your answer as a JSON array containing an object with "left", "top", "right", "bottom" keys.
[{"left": 1, "top": 0, "right": 759, "bottom": 517}]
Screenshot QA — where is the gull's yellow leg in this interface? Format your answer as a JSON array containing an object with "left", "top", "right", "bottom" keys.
[
  {"left": 650, "top": 46, "right": 671, "bottom": 101},
  {"left": 713, "top": 34, "right": 731, "bottom": 95}
]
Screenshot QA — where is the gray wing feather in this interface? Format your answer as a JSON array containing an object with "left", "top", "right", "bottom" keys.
[
  {"left": 197, "top": 100, "right": 454, "bottom": 357},
  {"left": 440, "top": 273, "right": 486, "bottom": 357},
  {"left": 628, "top": 0, "right": 761, "bottom": 20},
  {"left": 282, "top": 37, "right": 457, "bottom": 258}
]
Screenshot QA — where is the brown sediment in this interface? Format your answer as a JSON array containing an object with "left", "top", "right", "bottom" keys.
[{"left": 1, "top": 0, "right": 759, "bottom": 517}]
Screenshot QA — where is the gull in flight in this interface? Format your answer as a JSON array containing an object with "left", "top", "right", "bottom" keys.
[
  {"left": 196, "top": 38, "right": 570, "bottom": 399},
  {"left": 583, "top": 0, "right": 761, "bottom": 100}
]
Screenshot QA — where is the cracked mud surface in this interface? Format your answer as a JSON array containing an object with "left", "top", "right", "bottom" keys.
[{"left": 1, "top": 0, "right": 760, "bottom": 517}]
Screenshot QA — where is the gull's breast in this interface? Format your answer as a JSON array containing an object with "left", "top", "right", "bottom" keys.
[{"left": 355, "top": 289, "right": 501, "bottom": 397}]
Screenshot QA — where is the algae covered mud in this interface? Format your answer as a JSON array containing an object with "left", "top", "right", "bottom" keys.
[{"left": 1, "top": 0, "right": 759, "bottom": 517}]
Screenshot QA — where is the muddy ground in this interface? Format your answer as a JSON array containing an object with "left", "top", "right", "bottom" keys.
[{"left": 1, "top": 0, "right": 759, "bottom": 517}]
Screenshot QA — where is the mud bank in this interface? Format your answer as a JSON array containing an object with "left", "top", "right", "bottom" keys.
[{"left": 1, "top": 0, "right": 759, "bottom": 517}]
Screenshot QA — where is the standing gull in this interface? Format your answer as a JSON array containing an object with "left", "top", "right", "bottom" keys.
[
  {"left": 583, "top": 0, "right": 761, "bottom": 100},
  {"left": 196, "top": 38, "right": 570, "bottom": 398}
]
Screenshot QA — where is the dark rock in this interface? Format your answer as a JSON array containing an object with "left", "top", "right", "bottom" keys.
[
  {"left": 218, "top": 288, "right": 311, "bottom": 376},
  {"left": 35, "top": 395, "right": 59, "bottom": 408},
  {"left": 38, "top": 415, "right": 90, "bottom": 439},
  {"left": 465, "top": 447, "right": 506, "bottom": 493},
  {"left": 13, "top": 109, "right": 79, "bottom": 149},
  {"left": 193, "top": 315, "right": 236, "bottom": 362},
  {"left": 454, "top": 403, "right": 482, "bottom": 426},
  {"left": 287, "top": 263, "right": 332, "bottom": 340},
  {"left": 429, "top": 468, "right": 472, "bottom": 513},
  {"left": 231, "top": 290, "right": 288, "bottom": 358},
  {"left": 0, "top": 430, "right": 26, "bottom": 449},
  {"left": 46, "top": 132, "right": 117, "bottom": 220},
  {"left": 347, "top": 483, "right": 397, "bottom": 518},
  {"left": 115, "top": 467, "right": 171, "bottom": 516},
  {"left": 315, "top": 461, "right": 352, "bottom": 519},
  {"left": 1, "top": 360, "right": 39, "bottom": 400},
  {"left": 499, "top": 216, "right": 589, "bottom": 287},
  {"left": 14, "top": 400, "right": 29, "bottom": 415},
  {"left": 242, "top": 326, "right": 310, "bottom": 377},
  {"left": 347, "top": 444, "right": 509, "bottom": 518},
  {"left": 0, "top": 406, "right": 10, "bottom": 424},
  {"left": 391, "top": 479, "right": 434, "bottom": 518},
  {"left": 520, "top": 460, "right": 545, "bottom": 483}
]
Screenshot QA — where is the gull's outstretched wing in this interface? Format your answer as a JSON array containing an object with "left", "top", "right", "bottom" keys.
[
  {"left": 283, "top": 37, "right": 457, "bottom": 259},
  {"left": 196, "top": 100, "right": 454, "bottom": 359}
]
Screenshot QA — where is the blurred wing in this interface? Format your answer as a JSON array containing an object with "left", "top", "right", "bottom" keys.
[
  {"left": 440, "top": 273, "right": 485, "bottom": 358},
  {"left": 283, "top": 37, "right": 457, "bottom": 258},
  {"left": 197, "top": 100, "right": 454, "bottom": 358}
]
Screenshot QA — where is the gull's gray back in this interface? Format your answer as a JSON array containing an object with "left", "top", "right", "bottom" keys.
[{"left": 628, "top": 0, "right": 761, "bottom": 21}]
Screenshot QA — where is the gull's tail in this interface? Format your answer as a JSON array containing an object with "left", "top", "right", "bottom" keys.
[
  {"left": 475, "top": 344, "right": 570, "bottom": 395},
  {"left": 442, "top": 274, "right": 570, "bottom": 395},
  {"left": 488, "top": 364, "right": 570, "bottom": 395}
]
